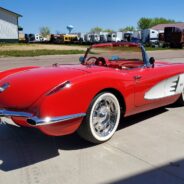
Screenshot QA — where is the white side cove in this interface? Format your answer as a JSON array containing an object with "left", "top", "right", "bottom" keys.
[{"left": 145, "top": 74, "right": 184, "bottom": 100}]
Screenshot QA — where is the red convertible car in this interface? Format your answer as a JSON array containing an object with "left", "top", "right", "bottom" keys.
[{"left": 0, "top": 42, "right": 184, "bottom": 143}]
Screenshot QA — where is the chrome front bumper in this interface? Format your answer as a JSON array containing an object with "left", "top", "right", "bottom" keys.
[{"left": 0, "top": 109, "right": 86, "bottom": 126}]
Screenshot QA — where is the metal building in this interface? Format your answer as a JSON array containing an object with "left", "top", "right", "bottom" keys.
[
  {"left": 151, "top": 23, "right": 184, "bottom": 31},
  {"left": 0, "top": 7, "right": 22, "bottom": 43}
]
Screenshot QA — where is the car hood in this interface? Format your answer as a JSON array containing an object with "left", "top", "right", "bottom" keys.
[{"left": 0, "top": 66, "right": 88, "bottom": 109}]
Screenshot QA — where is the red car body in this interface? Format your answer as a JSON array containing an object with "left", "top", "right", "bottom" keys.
[{"left": 0, "top": 43, "right": 184, "bottom": 138}]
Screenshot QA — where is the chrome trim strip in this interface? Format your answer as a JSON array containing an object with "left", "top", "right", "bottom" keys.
[
  {"left": 0, "top": 109, "right": 86, "bottom": 126},
  {"left": 28, "top": 113, "right": 86, "bottom": 126},
  {"left": 0, "top": 83, "right": 10, "bottom": 93},
  {"left": 0, "top": 110, "right": 32, "bottom": 117}
]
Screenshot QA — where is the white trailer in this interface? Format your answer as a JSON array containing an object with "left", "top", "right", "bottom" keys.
[
  {"left": 99, "top": 32, "right": 109, "bottom": 43},
  {"left": 35, "top": 34, "right": 44, "bottom": 42},
  {"left": 107, "top": 32, "right": 123, "bottom": 42},
  {"left": 132, "top": 31, "right": 141, "bottom": 40},
  {"left": 84, "top": 33, "right": 100, "bottom": 43},
  {"left": 78, "top": 33, "right": 85, "bottom": 43},
  {"left": 90, "top": 33, "right": 100, "bottom": 43},
  {"left": 84, "top": 33, "right": 92, "bottom": 42}
]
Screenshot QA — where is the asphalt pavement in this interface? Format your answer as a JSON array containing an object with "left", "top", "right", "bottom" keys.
[{"left": 0, "top": 50, "right": 184, "bottom": 184}]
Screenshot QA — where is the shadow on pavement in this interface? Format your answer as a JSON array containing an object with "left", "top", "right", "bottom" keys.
[
  {"left": 119, "top": 107, "right": 168, "bottom": 129},
  {"left": 0, "top": 107, "right": 168, "bottom": 172},
  {"left": 111, "top": 159, "right": 184, "bottom": 184}
]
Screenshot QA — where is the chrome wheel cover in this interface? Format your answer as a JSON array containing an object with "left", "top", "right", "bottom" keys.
[{"left": 90, "top": 93, "right": 120, "bottom": 141}]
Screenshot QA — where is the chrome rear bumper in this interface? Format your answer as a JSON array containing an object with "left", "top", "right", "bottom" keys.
[
  {"left": 0, "top": 109, "right": 86, "bottom": 126},
  {"left": 0, "top": 110, "right": 32, "bottom": 118}
]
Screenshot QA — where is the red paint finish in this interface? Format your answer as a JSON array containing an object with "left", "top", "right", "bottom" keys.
[
  {"left": 37, "top": 118, "right": 83, "bottom": 136},
  {"left": 0, "top": 43, "right": 184, "bottom": 137},
  {"left": 11, "top": 117, "right": 33, "bottom": 127},
  {"left": 11, "top": 116, "right": 83, "bottom": 136}
]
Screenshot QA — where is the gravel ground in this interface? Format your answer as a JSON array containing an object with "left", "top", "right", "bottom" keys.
[{"left": 0, "top": 44, "right": 87, "bottom": 51}]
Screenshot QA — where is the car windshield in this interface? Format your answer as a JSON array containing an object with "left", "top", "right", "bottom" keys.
[{"left": 86, "top": 44, "right": 143, "bottom": 62}]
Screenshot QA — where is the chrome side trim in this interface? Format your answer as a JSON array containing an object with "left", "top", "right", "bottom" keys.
[
  {"left": 27, "top": 113, "right": 86, "bottom": 126},
  {"left": 0, "top": 110, "right": 32, "bottom": 117}
]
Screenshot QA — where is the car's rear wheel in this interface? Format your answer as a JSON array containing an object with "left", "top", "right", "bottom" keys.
[{"left": 78, "top": 92, "right": 121, "bottom": 144}]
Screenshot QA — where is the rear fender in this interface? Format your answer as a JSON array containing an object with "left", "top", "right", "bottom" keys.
[{"left": 29, "top": 71, "right": 134, "bottom": 118}]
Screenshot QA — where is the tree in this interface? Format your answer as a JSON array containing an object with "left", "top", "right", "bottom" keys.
[
  {"left": 138, "top": 17, "right": 176, "bottom": 30},
  {"left": 90, "top": 27, "right": 103, "bottom": 33},
  {"left": 149, "top": 17, "right": 176, "bottom": 28},
  {"left": 40, "top": 26, "right": 51, "bottom": 37},
  {"left": 119, "top": 26, "right": 135, "bottom": 32},
  {"left": 103, "top": 29, "right": 115, "bottom": 33},
  {"left": 137, "top": 18, "right": 152, "bottom": 29}
]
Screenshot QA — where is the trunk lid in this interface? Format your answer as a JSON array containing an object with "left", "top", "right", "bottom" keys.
[{"left": 0, "top": 66, "right": 88, "bottom": 109}]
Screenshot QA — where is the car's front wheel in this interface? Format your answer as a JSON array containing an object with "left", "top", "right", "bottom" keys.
[{"left": 78, "top": 92, "right": 121, "bottom": 144}]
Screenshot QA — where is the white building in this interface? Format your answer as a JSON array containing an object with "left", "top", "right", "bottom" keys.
[{"left": 0, "top": 7, "right": 22, "bottom": 43}]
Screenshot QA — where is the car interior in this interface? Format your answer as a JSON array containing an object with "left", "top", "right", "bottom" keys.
[{"left": 86, "top": 56, "right": 144, "bottom": 70}]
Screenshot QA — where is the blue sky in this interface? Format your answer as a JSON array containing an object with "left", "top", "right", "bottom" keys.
[{"left": 1, "top": 0, "right": 184, "bottom": 34}]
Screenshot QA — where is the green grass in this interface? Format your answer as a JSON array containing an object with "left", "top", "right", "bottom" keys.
[
  {"left": 0, "top": 49, "right": 85, "bottom": 57},
  {"left": 145, "top": 47, "right": 181, "bottom": 51}
]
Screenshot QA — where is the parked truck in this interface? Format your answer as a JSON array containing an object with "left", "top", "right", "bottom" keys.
[
  {"left": 123, "top": 31, "right": 133, "bottom": 42},
  {"left": 164, "top": 27, "right": 184, "bottom": 48},
  {"left": 158, "top": 32, "right": 165, "bottom": 47},
  {"left": 61, "top": 34, "right": 78, "bottom": 43},
  {"left": 25, "top": 34, "right": 35, "bottom": 43},
  {"left": 141, "top": 29, "right": 163, "bottom": 46},
  {"left": 50, "top": 34, "right": 62, "bottom": 44},
  {"left": 99, "top": 32, "right": 109, "bottom": 43}
]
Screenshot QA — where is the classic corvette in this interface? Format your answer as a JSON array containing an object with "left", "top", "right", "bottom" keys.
[{"left": 0, "top": 42, "right": 184, "bottom": 144}]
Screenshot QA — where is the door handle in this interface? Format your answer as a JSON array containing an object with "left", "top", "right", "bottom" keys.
[{"left": 134, "top": 75, "right": 142, "bottom": 80}]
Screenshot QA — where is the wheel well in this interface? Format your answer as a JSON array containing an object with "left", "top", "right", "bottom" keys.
[{"left": 97, "top": 88, "right": 126, "bottom": 115}]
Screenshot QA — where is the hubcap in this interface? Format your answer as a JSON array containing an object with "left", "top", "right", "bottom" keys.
[{"left": 91, "top": 94, "right": 120, "bottom": 138}]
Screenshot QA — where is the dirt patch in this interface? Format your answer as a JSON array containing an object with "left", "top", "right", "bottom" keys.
[{"left": 0, "top": 44, "right": 87, "bottom": 51}]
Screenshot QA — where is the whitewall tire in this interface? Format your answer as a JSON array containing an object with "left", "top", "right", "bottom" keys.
[{"left": 78, "top": 92, "right": 121, "bottom": 144}]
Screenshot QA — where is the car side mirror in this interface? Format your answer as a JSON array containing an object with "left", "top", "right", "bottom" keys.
[
  {"left": 79, "top": 56, "right": 85, "bottom": 64},
  {"left": 149, "top": 57, "right": 155, "bottom": 68}
]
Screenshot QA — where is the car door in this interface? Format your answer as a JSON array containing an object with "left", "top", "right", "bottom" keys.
[
  {"left": 134, "top": 66, "right": 164, "bottom": 107},
  {"left": 134, "top": 65, "right": 183, "bottom": 107}
]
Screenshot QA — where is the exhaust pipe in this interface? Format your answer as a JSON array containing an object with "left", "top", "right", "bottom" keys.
[{"left": 27, "top": 118, "right": 37, "bottom": 126}]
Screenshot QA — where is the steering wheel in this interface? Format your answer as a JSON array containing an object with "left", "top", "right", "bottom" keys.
[
  {"left": 85, "top": 56, "right": 98, "bottom": 65},
  {"left": 87, "top": 56, "right": 98, "bottom": 62},
  {"left": 95, "top": 57, "right": 107, "bottom": 66}
]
